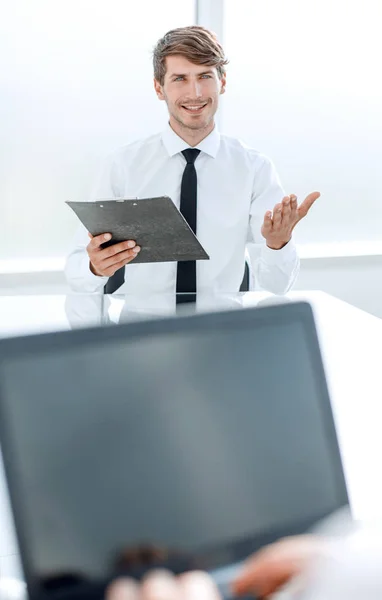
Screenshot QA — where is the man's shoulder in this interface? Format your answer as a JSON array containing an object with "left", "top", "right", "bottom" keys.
[
  {"left": 109, "top": 132, "right": 163, "bottom": 163},
  {"left": 220, "top": 134, "right": 268, "bottom": 159},
  {"left": 220, "top": 134, "right": 273, "bottom": 168},
  {"left": 220, "top": 133, "right": 260, "bottom": 154},
  {"left": 221, "top": 135, "right": 276, "bottom": 183}
]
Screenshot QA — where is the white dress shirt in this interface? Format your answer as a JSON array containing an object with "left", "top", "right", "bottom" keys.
[{"left": 65, "top": 124, "right": 300, "bottom": 295}]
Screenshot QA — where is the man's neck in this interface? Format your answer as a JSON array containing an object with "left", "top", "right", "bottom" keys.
[{"left": 169, "top": 117, "right": 215, "bottom": 147}]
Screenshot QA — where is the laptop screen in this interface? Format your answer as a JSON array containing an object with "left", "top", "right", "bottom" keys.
[{"left": 0, "top": 303, "right": 348, "bottom": 600}]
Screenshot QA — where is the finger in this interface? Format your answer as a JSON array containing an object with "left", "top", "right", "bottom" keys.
[
  {"left": 110, "top": 254, "right": 139, "bottom": 274},
  {"left": 232, "top": 550, "right": 274, "bottom": 597},
  {"left": 178, "top": 572, "right": 221, "bottom": 600},
  {"left": 232, "top": 535, "right": 320, "bottom": 597},
  {"left": 106, "top": 577, "right": 140, "bottom": 600},
  {"left": 281, "top": 195, "right": 292, "bottom": 224},
  {"left": 233, "top": 558, "right": 291, "bottom": 598},
  {"left": 99, "top": 252, "right": 140, "bottom": 278},
  {"left": 262, "top": 211, "right": 273, "bottom": 235},
  {"left": 290, "top": 194, "right": 298, "bottom": 222},
  {"left": 102, "top": 261, "right": 127, "bottom": 278},
  {"left": 141, "top": 570, "right": 179, "bottom": 600},
  {"left": 297, "top": 191, "right": 320, "bottom": 220},
  {"left": 233, "top": 540, "right": 296, "bottom": 597},
  {"left": 100, "top": 240, "right": 137, "bottom": 261},
  {"left": 272, "top": 202, "right": 283, "bottom": 228},
  {"left": 100, "top": 246, "right": 140, "bottom": 271},
  {"left": 87, "top": 232, "right": 112, "bottom": 250}
]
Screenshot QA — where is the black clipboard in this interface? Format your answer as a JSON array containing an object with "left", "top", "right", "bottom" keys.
[{"left": 66, "top": 196, "right": 209, "bottom": 264}]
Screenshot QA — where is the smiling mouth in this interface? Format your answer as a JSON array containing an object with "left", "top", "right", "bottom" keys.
[{"left": 181, "top": 103, "right": 208, "bottom": 113}]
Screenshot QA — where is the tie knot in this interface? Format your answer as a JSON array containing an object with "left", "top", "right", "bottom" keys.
[{"left": 182, "top": 148, "right": 200, "bottom": 164}]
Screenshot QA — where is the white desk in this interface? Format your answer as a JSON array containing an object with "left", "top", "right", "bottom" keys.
[{"left": 0, "top": 291, "right": 381, "bottom": 583}]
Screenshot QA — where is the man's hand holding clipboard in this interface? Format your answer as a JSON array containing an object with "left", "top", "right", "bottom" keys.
[
  {"left": 86, "top": 233, "right": 140, "bottom": 277},
  {"left": 66, "top": 196, "right": 209, "bottom": 277}
]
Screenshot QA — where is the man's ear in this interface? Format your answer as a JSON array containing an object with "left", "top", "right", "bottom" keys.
[
  {"left": 220, "top": 74, "right": 227, "bottom": 95},
  {"left": 154, "top": 78, "right": 165, "bottom": 100}
]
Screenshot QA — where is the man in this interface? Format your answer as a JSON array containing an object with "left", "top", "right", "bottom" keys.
[{"left": 65, "top": 26, "right": 319, "bottom": 297}]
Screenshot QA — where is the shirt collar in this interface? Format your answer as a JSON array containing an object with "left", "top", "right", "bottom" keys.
[{"left": 161, "top": 122, "right": 221, "bottom": 159}]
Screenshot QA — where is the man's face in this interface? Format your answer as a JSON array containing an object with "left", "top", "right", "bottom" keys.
[{"left": 154, "top": 55, "right": 226, "bottom": 131}]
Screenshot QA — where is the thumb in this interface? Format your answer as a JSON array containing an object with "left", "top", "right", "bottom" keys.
[
  {"left": 298, "top": 191, "right": 320, "bottom": 220},
  {"left": 106, "top": 578, "right": 139, "bottom": 600}
]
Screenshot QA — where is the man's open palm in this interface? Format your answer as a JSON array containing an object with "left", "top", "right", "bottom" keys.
[{"left": 262, "top": 191, "right": 320, "bottom": 250}]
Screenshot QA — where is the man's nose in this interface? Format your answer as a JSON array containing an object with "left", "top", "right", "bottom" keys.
[{"left": 188, "top": 78, "right": 203, "bottom": 99}]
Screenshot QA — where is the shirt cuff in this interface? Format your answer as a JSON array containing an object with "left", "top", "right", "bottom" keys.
[
  {"left": 81, "top": 255, "right": 108, "bottom": 289},
  {"left": 261, "top": 239, "right": 298, "bottom": 265}
]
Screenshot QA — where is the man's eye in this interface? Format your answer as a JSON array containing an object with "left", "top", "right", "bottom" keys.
[
  {"left": 174, "top": 77, "right": 184, "bottom": 82},
  {"left": 201, "top": 75, "right": 212, "bottom": 79}
]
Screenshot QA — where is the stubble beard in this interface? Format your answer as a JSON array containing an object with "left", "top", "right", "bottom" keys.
[{"left": 168, "top": 98, "right": 216, "bottom": 133}]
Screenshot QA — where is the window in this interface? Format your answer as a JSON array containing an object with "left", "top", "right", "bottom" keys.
[
  {"left": 0, "top": 0, "right": 195, "bottom": 260},
  {"left": 222, "top": 0, "right": 382, "bottom": 245}
]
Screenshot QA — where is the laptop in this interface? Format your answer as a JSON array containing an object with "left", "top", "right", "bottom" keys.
[{"left": 0, "top": 302, "right": 349, "bottom": 600}]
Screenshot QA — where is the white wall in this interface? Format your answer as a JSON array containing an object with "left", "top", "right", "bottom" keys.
[
  {"left": 296, "top": 257, "right": 382, "bottom": 318},
  {"left": 0, "top": 0, "right": 195, "bottom": 260},
  {"left": 222, "top": 0, "right": 382, "bottom": 246},
  {"left": 2, "top": 0, "right": 382, "bottom": 259}
]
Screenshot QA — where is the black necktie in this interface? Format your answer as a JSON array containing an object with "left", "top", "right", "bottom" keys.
[
  {"left": 105, "top": 148, "right": 200, "bottom": 298},
  {"left": 104, "top": 263, "right": 125, "bottom": 294},
  {"left": 176, "top": 148, "right": 200, "bottom": 305}
]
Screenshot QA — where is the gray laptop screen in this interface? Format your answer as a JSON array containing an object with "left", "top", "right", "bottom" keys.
[{"left": 0, "top": 304, "right": 348, "bottom": 599}]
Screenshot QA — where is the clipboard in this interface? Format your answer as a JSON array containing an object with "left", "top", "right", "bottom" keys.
[{"left": 66, "top": 196, "right": 209, "bottom": 264}]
